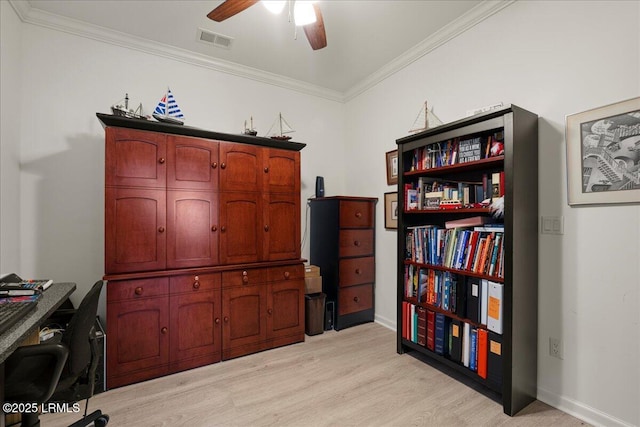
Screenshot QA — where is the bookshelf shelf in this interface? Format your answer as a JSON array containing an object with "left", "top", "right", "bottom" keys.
[{"left": 396, "top": 105, "right": 538, "bottom": 416}]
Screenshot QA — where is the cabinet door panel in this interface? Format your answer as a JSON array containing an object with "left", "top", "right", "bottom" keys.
[
  {"left": 167, "top": 135, "right": 219, "bottom": 190},
  {"left": 105, "top": 188, "right": 166, "bottom": 273},
  {"left": 268, "top": 280, "right": 304, "bottom": 339},
  {"left": 106, "top": 128, "right": 166, "bottom": 188},
  {"left": 219, "top": 192, "right": 262, "bottom": 264},
  {"left": 170, "top": 291, "right": 221, "bottom": 365},
  {"left": 222, "top": 285, "right": 267, "bottom": 356},
  {"left": 219, "top": 143, "right": 262, "bottom": 192},
  {"left": 264, "top": 149, "right": 300, "bottom": 193},
  {"left": 264, "top": 194, "right": 300, "bottom": 261},
  {"left": 107, "top": 294, "right": 169, "bottom": 378},
  {"left": 167, "top": 191, "right": 219, "bottom": 269}
]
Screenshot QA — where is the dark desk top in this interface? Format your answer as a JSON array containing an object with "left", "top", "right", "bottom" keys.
[{"left": 0, "top": 282, "right": 76, "bottom": 364}]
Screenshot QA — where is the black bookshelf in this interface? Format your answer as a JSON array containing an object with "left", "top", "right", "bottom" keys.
[{"left": 395, "top": 105, "right": 538, "bottom": 416}]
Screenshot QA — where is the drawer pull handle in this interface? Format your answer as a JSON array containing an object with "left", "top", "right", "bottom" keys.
[
  {"left": 354, "top": 240, "right": 360, "bottom": 247},
  {"left": 267, "top": 308, "right": 273, "bottom": 315},
  {"left": 264, "top": 167, "right": 269, "bottom": 173},
  {"left": 134, "top": 287, "right": 143, "bottom": 295},
  {"left": 354, "top": 296, "right": 360, "bottom": 303},
  {"left": 161, "top": 327, "right": 168, "bottom": 334},
  {"left": 193, "top": 281, "right": 200, "bottom": 289},
  {"left": 221, "top": 226, "right": 226, "bottom": 232},
  {"left": 284, "top": 271, "right": 290, "bottom": 279},
  {"left": 355, "top": 211, "right": 362, "bottom": 218},
  {"left": 158, "top": 226, "right": 165, "bottom": 233},
  {"left": 158, "top": 158, "right": 165, "bottom": 164},
  {"left": 220, "top": 162, "right": 226, "bottom": 169},
  {"left": 355, "top": 268, "right": 361, "bottom": 275},
  {"left": 224, "top": 316, "right": 229, "bottom": 323},
  {"left": 211, "top": 162, "right": 218, "bottom": 169},
  {"left": 211, "top": 225, "right": 217, "bottom": 232},
  {"left": 215, "top": 318, "right": 220, "bottom": 324},
  {"left": 264, "top": 225, "right": 269, "bottom": 232},
  {"left": 242, "top": 271, "right": 249, "bottom": 283}
]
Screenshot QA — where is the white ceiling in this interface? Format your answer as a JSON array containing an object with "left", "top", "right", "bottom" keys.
[{"left": 19, "top": 0, "right": 507, "bottom": 99}]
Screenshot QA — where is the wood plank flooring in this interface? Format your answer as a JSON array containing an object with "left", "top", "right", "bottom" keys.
[{"left": 41, "top": 323, "right": 588, "bottom": 426}]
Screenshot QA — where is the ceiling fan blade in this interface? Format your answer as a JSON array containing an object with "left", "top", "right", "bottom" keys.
[
  {"left": 303, "top": 4, "right": 327, "bottom": 50},
  {"left": 207, "top": 0, "right": 259, "bottom": 22}
]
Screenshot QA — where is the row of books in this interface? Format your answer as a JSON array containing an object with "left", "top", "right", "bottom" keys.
[
  {"left": 406, "top": 224, "right": 505, "bottom": 278},
  {"left": 408, "top": 131, "right": 504, "bottom": 172},
  {"left": 401, "top": 302, "right": 503, "bottom": 386},
  {"left": 404, "top": 178, "right": 488, "bottom": 211},
  {"left": 403, "top": 268, "right": 504, "bottom": 333}
]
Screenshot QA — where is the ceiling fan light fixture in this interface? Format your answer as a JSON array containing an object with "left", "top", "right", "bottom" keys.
[
  {"left": 294, "top": 1, "right": 316, "bottom": 26},
  {"left": 262, "top": 0, "right": 286, "bottom": 14}
]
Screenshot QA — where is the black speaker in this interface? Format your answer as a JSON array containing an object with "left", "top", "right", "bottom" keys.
[{"left": 315, "top": 176, "right": 325, "bottom": 198}]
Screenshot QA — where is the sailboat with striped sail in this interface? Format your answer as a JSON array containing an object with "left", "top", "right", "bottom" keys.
[{"left": 153, "top": 88, "right": 184, "bottom": 125}]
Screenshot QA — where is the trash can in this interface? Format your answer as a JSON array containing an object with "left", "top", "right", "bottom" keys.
[{"left": 305, "top": 292, "right": 326, "bottom": 336}]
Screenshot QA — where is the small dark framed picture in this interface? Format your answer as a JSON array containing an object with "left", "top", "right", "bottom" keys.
[
  {"left": 566, "top": 96, "right": 640, "bottom": 206},
  {"left": 384, "top": 192, "right": 398, "bottom": 229},
  {"left": 386, "top": 149, "right": 398, "bottom": 185}
]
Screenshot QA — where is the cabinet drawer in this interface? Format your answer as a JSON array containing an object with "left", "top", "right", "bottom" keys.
[
  {"left": 339, "top": 230, "right": 374, "bottom": 257},
  {"left": 221, "top": 268, "right": 268, "bottom": 287},
  {"left": 338, "top": 284, "right": 373, "bottom": 315},
  {"left": 267, "top": 264, "right": 304, "bottom": 282},
  {"left": 107, "top": 277, "right": 169, "bottom": 302},
  {"left": 339, "top": 257, "right": 375, "bottom": 287},
  {"left": 339, "top": 201, "right": 374, "bottom": 228},
  {"left": 169, "top": 273, "right": 221, "bottom": 294}
]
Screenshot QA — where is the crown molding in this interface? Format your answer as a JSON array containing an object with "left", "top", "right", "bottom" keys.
[
  {"left": 9, "top": 0, "right": 344, "bottom": 102},
  {"left": 342, "top": 0, "right": 516, "bottom": 102},
  {"left": 10, "top": 0, "right": 513, "bottom": 104}
]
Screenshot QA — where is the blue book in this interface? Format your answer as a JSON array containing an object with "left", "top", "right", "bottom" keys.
[
  {"left": 469, "top": 328, "right": 478, "bottom": 371},
  {"left": 434, "top": 313, "right": 446, "bottom": 354}
]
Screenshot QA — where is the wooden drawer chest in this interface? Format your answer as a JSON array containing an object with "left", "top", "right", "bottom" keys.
[{"left": 309, "top": 196, "right": 377, "bottom": 330}]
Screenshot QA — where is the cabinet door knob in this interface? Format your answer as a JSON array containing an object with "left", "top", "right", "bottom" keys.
[
  {"left": 161, "top": 327, "right": 168, "bottom": 334},
  {"left": 267, "top": 308, "right": 273, "bottom": 315},
  {"left": 158, "top": 158, "right": 165, "bottom": 164},
  {"left": 264, "top": 167, "right": 269, "bottom": 173},
  {"left": 355, "top": 211, "right": 362, "bottom": 218},
  {"left": 134, "top": 287, "right": 143, "bottom": 295},
  {"left": 220, "top": 162, "right": 226, "bottom": 169},
  {"left": 354, "top": 240, "right": 360, "bottom": 247},
  {"left": 158, "top": 226, "right": 165, "bottom": 233},
  {"left": 211, "top": 225, "right": 217, "bottom": 232},
  {"left": 215, "top": 318, "right": 220, "bottom": 324},
  {"left": 224, "top": 316, "right": 229, "bottom": 323},
  {"left": 211, "top": 162, "right": 218, "bottom": 169},
  {"left": 264, "top": 225, "right": 269, "bottom": 232},
  {"left": 355, "top": 268, "right": 361, "bottom": 275},
  {"left": 353, "top": 296, "right": 360, "bottom": 303},
  {"left": 220, "top": 226, "right": 226, "bottom": 232},
  {"left": 193, "top": 281, "right": 200, "bottom": 289},
  {"left": 242, "top": 271, "right": 249, "bottom": 283},
  {"left": 284, "top": 271, "right": 290, "bottom": 280}
]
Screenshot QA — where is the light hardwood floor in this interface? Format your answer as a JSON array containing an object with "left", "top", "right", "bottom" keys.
[{"left": 42, "top": 323, "right": 588, "bottom": 427}]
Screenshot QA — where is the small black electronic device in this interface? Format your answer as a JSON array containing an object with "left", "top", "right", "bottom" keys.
[
  {"left": 324, "top": 300, "right": 334, "bottom": 330},
  {"left": 315, "top": 176, "right": 325, "bottom": 198}
]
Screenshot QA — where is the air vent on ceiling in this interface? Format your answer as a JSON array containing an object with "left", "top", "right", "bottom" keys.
[{"left": 197, "top": 28, "right": 234, "bottom": 50}]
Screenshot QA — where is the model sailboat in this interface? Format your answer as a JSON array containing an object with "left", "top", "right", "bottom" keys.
[
  {"left": 243, "top": 116, "right": 258, "bottom": 136},
  {"left": 266, "top": 113, "right": 295, "bottom": 141},
  {"left": 153, "top": 88, "right": 184, "bottom": 125},
  {"left": 409, "top": 101, "right": 443, "bottom": 134}
]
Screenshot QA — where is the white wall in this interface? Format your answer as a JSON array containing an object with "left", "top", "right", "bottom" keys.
[
  {"left": 345, "top": 1, "right": 640, "bottom": 426},
  {"left": 8, "top": 18, "right": 346, "bottom": 317},
  {"left": 0, "top": 1, "right": 24, "bottom": 274}
]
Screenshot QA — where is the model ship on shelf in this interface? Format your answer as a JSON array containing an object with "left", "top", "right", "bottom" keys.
[
  {"left": 266, "top": 113, "right": 295, "bottom": 141},
  {"left": 111, "top": 94, "right": 149, "bottom": 120},
  {"left": 409, "top": 101, "right": 443, "bottom": 134},
  {"left": 243, "top": 116, "right": 257, "bottom": 136},
  {"left": 153, "top": 88, "right": 184, "bottom": 125}
]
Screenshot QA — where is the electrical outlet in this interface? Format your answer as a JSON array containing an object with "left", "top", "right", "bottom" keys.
[{"left": 549, "top": 337, "right": 563, "bottom": 359}]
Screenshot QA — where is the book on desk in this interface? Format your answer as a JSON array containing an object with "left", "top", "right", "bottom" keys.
[{"left": 0, "top": 273, "right": 53, "bottom": 296}]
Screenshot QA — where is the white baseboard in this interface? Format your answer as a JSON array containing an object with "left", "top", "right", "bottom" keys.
[
  {"left": 537, "top": 386, "right": 636, "bottom": 427},
  {"left": 374, "top": 314, "right": 396, "bottom": 332}
]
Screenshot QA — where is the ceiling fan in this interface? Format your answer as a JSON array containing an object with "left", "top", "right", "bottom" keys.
[{"left": 207, "top": 0, "right": 327, "bottom": 50}]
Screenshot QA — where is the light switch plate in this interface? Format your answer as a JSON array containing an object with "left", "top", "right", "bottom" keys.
[{"left": 541, "top": 216, "right": 564, "bottom": 235}]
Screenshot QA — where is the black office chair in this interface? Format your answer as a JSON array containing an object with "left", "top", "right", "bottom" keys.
[{"left": 4, "top": 280, "right": 109, "bottom": 427}]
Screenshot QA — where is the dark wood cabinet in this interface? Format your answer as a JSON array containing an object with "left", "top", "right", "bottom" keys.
[
  {"left": 310, "top": 196, "right": 377, "bottom": 330},
  {"left": 99, "top": 114, "right": 305, "bottom": 389},
  {"left": 395, "top": 105, "right": 538, "bottom": 416}
]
